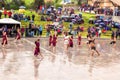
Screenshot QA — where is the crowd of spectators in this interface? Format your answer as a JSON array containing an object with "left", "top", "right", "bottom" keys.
[
  {"left": 78, "top": 3, "right": 120, "bottom": 16},
  {"left": 0, "top": 4, "right": 120, "bottom": 38}
]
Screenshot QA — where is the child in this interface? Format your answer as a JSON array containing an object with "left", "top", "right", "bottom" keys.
[
  {"left": 34, "top": 39, "right": 43, "bottom": 60},
  {"left": 2, "top": 31, "right": 8, "bottom": 47}
]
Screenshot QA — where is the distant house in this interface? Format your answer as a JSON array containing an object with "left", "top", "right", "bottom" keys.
[{"left": 88, "top": 0, "right": 120, "bottom": 9}]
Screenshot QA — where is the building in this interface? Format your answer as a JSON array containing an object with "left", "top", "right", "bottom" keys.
[{"left": 88, "top": 0, "right": 120, "bottom": 9}]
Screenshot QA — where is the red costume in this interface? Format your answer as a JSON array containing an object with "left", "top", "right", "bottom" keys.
[
  {"left": 2, "top": 34, "right": 7, "bottom": 45},
  {"left": 52, "top": 35, "right": 57, "bottom": 47},
  {"left": 69, "top": 36, "right": 73, "bottom": 47},
  {"left": 34, "top": 41, "right": 40, "bottom": 56},
  {"left": 49, "top": 35, "right": 52, "bottom": 46},
  {"left": 8, "top": 11, "right": 12, "bottom": 18},
  {"left": 3, "top": 10, "right": 7, "bottom": 15},
  {"left": 78, "top": 35, "right": 81, "bottom": 45},
  {"left": 16, "top": 32, "right": 21, "bottom": 40}
]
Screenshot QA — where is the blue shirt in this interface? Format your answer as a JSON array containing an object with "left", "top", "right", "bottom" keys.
[{"left": 39, "top": 26, "right": 43, "bottom": 31}]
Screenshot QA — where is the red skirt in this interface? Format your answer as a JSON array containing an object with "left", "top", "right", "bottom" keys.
[
  {"left": 2, "top": 39, "right": 7, "bottom": 45},
  {"left": 34, "top": 47, "right": 40, "bottom": 56},
  {"left": 78, "top": 41, "right": 81, "bottom": 45},
  {"left": 69, "top": 41, "right": 73, "bottom": 47},
  {"left": 52, "top": 42, "right": 56, "bottom": 47},
  {"left": 49, "top": 41, "right": 52, "bottom": 46}
]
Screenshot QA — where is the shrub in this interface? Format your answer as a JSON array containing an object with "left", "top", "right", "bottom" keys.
[{"left": 45, "top": 1, "right": 54, "bottom": 8}]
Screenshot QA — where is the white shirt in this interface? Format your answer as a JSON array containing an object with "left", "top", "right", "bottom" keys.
[{"left": 64, "top": 35, "right": 69, "bottom": 44}]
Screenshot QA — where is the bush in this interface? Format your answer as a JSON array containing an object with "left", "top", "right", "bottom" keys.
[
  {"left": 45, "top": 1, "right": 54, "bottom": 8},
  {"left": 6, "top": 3, "right": 19, "bottom": 10},
  {"left": 5, "top": 0, "right": 25, "bottom": 10}
]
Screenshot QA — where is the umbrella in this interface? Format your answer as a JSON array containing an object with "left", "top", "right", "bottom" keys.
[
  {"left": 100, "top": 22, "right": 105, "bottom": 25},
  {"left": 19, "top": 6, "right": 26, "bottom": 9},
  {"left": 47, "top": 8, "right": 51, "bottom": 12},
  {"left": 96, "top": 20, "right": 102, "bottom": 23},
  {"left": 95, "top": 23, "right": 99, "bottom": 25}
]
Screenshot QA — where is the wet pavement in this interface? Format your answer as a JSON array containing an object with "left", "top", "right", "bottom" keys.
[{"left": 0, "top": 38, "right": 120, "bottom": 80}]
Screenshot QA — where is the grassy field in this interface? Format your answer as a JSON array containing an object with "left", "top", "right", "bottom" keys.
[
  {"left": 1, "top": 9, "right": 112, "bottom": 38},
  {"left": 18, "top": 10, "right": 112, "bottom": 38}
]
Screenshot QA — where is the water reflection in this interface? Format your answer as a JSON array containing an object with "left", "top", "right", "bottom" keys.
[
  {"left": 50, "top": 54, "right": 56, "bottom": 63},
  {"left": 88, "top": 57, "right": 95, "bottom": 77},
  {"left": 34, "top": 59, "right": 40, "bottom": 80},
  {"left": 1, "top": 47, "right": 7, "bottom": 59},
  {"left": 3, "top": 51, "right": 20, "bottom": 75}
]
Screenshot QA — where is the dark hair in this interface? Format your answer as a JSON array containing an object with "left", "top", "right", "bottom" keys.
[{"left": 37, "top": 39, "right": 40, "bottom": 41}]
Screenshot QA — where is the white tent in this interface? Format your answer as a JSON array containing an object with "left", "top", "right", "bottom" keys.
[{"left": 0, "top": 18, "right": 21, "bottom": 25}]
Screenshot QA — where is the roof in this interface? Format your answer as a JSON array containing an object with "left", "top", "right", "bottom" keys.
[
  {"left": 110, "top": 0, "right": 120, "bottom": 6},
  {"left": 0, "top": 18, "right": 21, "bottom": 25}
]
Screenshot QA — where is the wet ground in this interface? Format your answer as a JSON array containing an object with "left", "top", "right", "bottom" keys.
[{"left": 0, "top": 38, "right": 120, "bottom": 80}]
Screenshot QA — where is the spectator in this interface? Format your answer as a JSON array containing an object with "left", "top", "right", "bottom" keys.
[
  {"left": 8, "top": 11, "right": 12, "bottom": 18},
  {"left": 3, "top": 10, "right": 7, "bottom": 18},
  {"left": 69, "top": 23, "right": 73, "bottom": 32},
  {"left": 98, "top": 28, "right": 101, "bottom": 38},
  {"left": 28, "top": 16, "right": 31, "bottom": 21},
  {"left": 0, "top": 11, "right": 2, "bottom": 19},
  {"left": 111, "top": 31, "right": 116, "bottom": 39},
  {"left": 116, "top": 29, "right": 120, "bottom": 39},
  {"left": 39, "top": 25, "right": 43, "bottom": 36},
  {"left": 21, "top": 27, "right": 25, "bottom": 37},
  {"left": 46, "top": 25, "right": 50, "bottom": 37},
  {"left": 41, "top": 16, "right": 45, "bottom": 21},
  {"left": 3, "top": 25, "right": 8, "bottom": 32},
  {"left": 32, "top": 14, "right": 35, "bottom": 21},
  {"left": 41, "top": 6, "right": 45, "bottom": 14}
]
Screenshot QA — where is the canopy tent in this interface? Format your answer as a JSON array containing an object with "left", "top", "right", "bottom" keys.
[
  {"left": 0, "top": 18, "right": 21, "bottom": 30},
  {"left": 0, "top": 18, "right": 21, "bottom": 25},
  {"left": 0, "top": 18, "right": 21, "bottom": 37},
  {"left": 19, "top": 6, "right": 26, "bottom": 9}
]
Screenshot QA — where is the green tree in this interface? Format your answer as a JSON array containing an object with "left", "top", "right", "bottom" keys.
[
  {"left": 55, "top": 0, "right": 59, "bottom": 3},
  {"left": 34, "top": 0, "right": 45, "bottom": 5},
  {"left": 78, "top": 0, "right": 82, "bottom": 5}
]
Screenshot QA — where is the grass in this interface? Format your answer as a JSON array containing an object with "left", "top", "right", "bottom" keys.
[
  {"left": 1, "top": 10, "right": 112, "bottom": 38},
  {"left": 20, "top": 10, "right": 112, "bottom": 38}
]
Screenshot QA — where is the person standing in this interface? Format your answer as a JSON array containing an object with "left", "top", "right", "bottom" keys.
[
  {"left": 52, "top": 32, "right": 57, "bottom": 53},
  {"left": 0, "top": 11, "right": 2, "bottom": 19},
  {"left": 46, "top": 25, "right": 50, "bottom": 37},
  {"left": 8, "top": 11, "right": 12, "bottom": 18},
  {"left": 98, "top": 28, "right": 101, "bottom": 38},
  {"left": 1, "top": 31, "right": 8, "bottom": 47},
  {"left": 110, "top": 35, "right": 117, "bottom": 48},
  {"left": 38, "top": 25, "right": 43, "bottom": 37},
  {"left": 69, "top": 35, "right": 73, "bottom": 48},
  {"left": 63, "top": 32, "right": 69, "bottom": 53},
  {"left": 90, "top": 41, "right": 100, "bottom": 56},
  {"left": 15, "top": 28, "right": 21, "bottom": 42},
  {"left": 34, "top": 39, "right": 43, "bottom": 59},
  {"left": 78, "top": 33, "right": 81, "bottom": 47},
  {"left": 32, "top": 14, "right": 35, "bottom": 21},
  {"left": 21, "top": 27, "right": 25, "bottom": 37},
  {"left": 49, "top": 33, "right": 52, "bottom": 47},
  {"left": 116, "top": 29, "right": 120, "bottom": 39},
  {"left": 3, "top": 10, "right": 7, "bottom": 18}
]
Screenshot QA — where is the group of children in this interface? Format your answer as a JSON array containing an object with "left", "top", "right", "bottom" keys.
[
  {"left": 1, "top": 29, "right": 117, "bottom": 59},
  {"left": 1, "top": 28, "right": 21, "bottom": 57}
]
